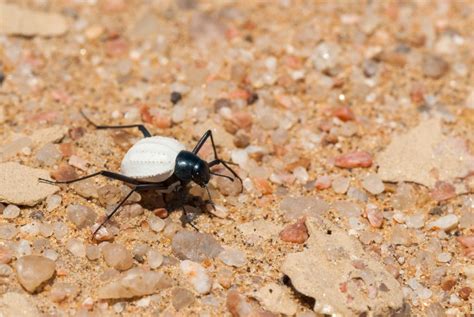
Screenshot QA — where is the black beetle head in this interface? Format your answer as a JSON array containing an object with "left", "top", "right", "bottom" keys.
[{"left": 192, "top": 160, "right": 210, "bottom": 187}]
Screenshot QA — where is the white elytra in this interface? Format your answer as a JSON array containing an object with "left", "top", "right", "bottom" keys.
[{"left": 121, "top": 136, "right": 185, "bottom": 182}]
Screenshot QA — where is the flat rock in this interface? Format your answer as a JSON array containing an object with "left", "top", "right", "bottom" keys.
[
  {"left": 172, "top": 231, "right": 223, "bottom": 262},
  {"left": 0, "top": 162, "right": 59, "bottom": 206},
  {"left": 30, "top": 126, "right": 68, "bottom": 148},
  {"left": 0, "top": 292, "right": 40, "bottom": 317},
  {"left": 251, "top": 283, "right": 298, "bottom": 315},
  {"left": 15, "top": 255, "right": 56, "bottom": 293},
  {"left": 281, "top": 217, "right": 404, "bottom": 316},
  {"left": 0, "top": 3, "right": 68, "bottom": 37},
  {"left": 97, "top": 268, "right": 172, "bottom": 299},
  {"left": 238, "top": 220, "right": 282, "bottom": 241},
  {"left": 377, "top": 117, "right": 474, "bottom": 188}
]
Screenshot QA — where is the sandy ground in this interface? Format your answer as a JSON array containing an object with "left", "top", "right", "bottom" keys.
[{"left": 0, "top": 0, "right": 473, "bottom": 316}]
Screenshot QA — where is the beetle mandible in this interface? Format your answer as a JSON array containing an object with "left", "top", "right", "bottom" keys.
[{"left": 40, "top": 110, "right": 242, "bottom": 238}]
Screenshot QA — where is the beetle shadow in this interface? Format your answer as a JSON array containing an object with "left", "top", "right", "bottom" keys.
[{"left": 137, "top": 189, "right": 209, "bottom": 227}]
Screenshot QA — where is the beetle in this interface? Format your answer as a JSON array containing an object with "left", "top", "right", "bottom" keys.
[{"left": 40, "top": 110, "right": 242, "bottom": 237}]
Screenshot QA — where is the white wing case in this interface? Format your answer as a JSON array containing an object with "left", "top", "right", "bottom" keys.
[{"left": 120, "top": 136, "right": 185, "bottom": 182}]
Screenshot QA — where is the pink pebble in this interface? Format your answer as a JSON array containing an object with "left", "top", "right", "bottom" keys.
[
  {"left": 315, "top": 175, "right": 331, "bottom": 190},
  {"left": 279, "top": 218, "right": 309, "bottom": 244},
  {"left": 335, "top": 151, "right": 373, "bottom": 168},
  {"left": 431, "top": 181, "right": 456, "bottom": 201}
]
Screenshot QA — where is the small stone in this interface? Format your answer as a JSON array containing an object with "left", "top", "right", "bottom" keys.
[
  {"left": 2, "top": 204, "right": 20, "bottom": 219},
  {"left": 51, "top": 163, "right": 78, "bottom": 182},
  {"left": 217, "top": 268, "right": 233, "bottom": 289},
  {"left": 172, "top": 288, "right": 195, "bottom": 311},
  {"left": 209, "top": 204, "right": 229, "bottom": 218},
  {"left": 98, "top": 185, "right": 122, "bottom": 206},
  {"left": 36, "top": 143, "right": 62, "bottom": 166},
  {"left": 39, "top": 223, "right": 54, "bottom": 237},
  {"left": 86, "top": 245, "right": 100, "bottom": 261},
  {"left": 347, "top": 187, "right": 368, "bottom": 202},
  {"left": 0, "top": 263, "right": 13, "bottom": 276},
  {"left": 437, "top": 252, "right": 452, "bottom": 263},
  {"left": 406, "top": 214, "right": 425, "bottom": 229},
  {"left": 172, "top": 231, "right": 223, "bottom": 262},
  {"left": 67, "top": 204, "right": 97, "bottom": 229},
  {"left": 315, "top": 175, "right": 331, "bottom": 190},
  {"left": 427, "top": 214, "right": 459, "bottom": 231},
  {"left": 366, "top": 205, "right": 383, "bottom": 228},
  {"left": 218, "top": 247, "right": 247, "bottom": 267},
  {"left": 147, "top": 250, "right": 163, "bottom": 269},
  {"left": 53, "top": 222, "right": 68, "bottom": 240},
  {"left": 46, "top": 195, "right": 62, "bottom": 211},
  {"left": 50, "top": 282, "right": 79, "bottom": 303},
  {"left": 293, "top": 166, "right": 309, "bottom": 184},
  {"left": 180, "top": 260, "right": 211, "bottom": 294},
  {"left": 120, "top": 203, "right": 144, "bottom": 218},
  {"left": 331, "top": 106, "right": 355, "bottom": 121},
  {"left": 43, "top": 249, "right": 58, "bottom": 261},
  {"left": 0, "top": 223, "right": 18, "bottom": 240},
  {"left": 227, "top": 290, "right": 253, "bottom": 317},
  {"left": 148, "top": 215, "right": 165, "bottom": 232},
  {"left": 15, "top": 255, "right": 56, "bottom": 293},
  {"left": 252, "top": 283, "right": 298, "bottom": 316},
  {"left": 335, "top": 151, "right": 373, "bottom": 168},
  {"left": 66, "top": 239, "right": 86, "bottom": 257},
  {"left": 391, "top": 183, "right": 416, "bottom": 210},
  {"left": 72, "top": 179, "right": 98, "bottom": 198},
  {"left": 279, "top": 218, "right": 309, "bottom": 243},
  {"left": 102, "top": 243, "right": 133, "bottom": 271},
  {"left": 458, "top": 287, "right": 472, "bottom": 300},
  {"left": 332, "top": 176, "right": 350, "bottom": 194},
  {"left": 97, "top": 268, "right": 172, "bottom": 299},
  {"left": 0, "top": 246, "right": 13, "bottom": 263},
  {"left": 431, "top": 181, "right": 456, "bottom": 201},
  {"left": 362, "top": 174, "right": 385, "bottom": 195},
  {"left": 422, "top": 54, "right": 449, "bottom": 79},
  {"left": 68, "top": 155, "right": 88, "bottom": 171}
]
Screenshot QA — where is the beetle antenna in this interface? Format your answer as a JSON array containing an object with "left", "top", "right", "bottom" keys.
[
  {"left": 209, "top": 159, "right": 243, "bottom": 193},
  {"left": 204, "top": 185, "right": 216, "bottom": 210},
  {"left": 210, "top": 171, "right": 234, "bottom": 182}
]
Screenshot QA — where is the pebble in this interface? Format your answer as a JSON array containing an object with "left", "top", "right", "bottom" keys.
[
  {"left": 68, "top": 155, "right": 88, "bottom": 171},
  {"left": 43, "top": 249, "right": 59, "bottom": 261},
  {"left": 366, "top": 205, "right": 384, "bottom": 228},
  {"left": 36, "top": 143, "right": 62, "bottom": 166},
  {"left": 0, "top": 246, "right": 13, "bottom": 264},
  {"left": 67, "top": 204, "right": 97, "bottom": 229},
  {"left": 86, "top": 245, "right": 100, "bottom": 261},
  {"left": 50, "top": 282, "right": 79, "bottom": 302},
  {"left": 172, "top": 231, "right": 223, "bottom": 262},
  {"left": 0, "top": 223, "right": 18, "bottom": 240},
  {"left": 180, "top": 260, "right": 212, "bottom": 294},
  {"left": 217, "top": 268, "right": 233, "bottom": 289},
  {"left": 431, "top": 181, "right": 456, "bottom": 201},
  {"left": 147, "top": 249, "right": 163, "bottom": 269},
  {"left": 227, "top": 290, "right": 253, "bottom": 317},
  {"left": 21, "top": 222, "right": 40, "bottom": 236},
  {"left": 406, "top": 214, "right": 425, "bottom": 229},
  {"left": 427, "top": 214, "right": 459, "bottom": 232},
  {"left": 0, "top": 263, "right": 13, "bottom": 276},
  {"left": 51, "top": 163, "right": 78, "bottom": 182},
  {"left": 102, "top": 243, "right": 133, "bottom": 271},
  {"left": 15, "top": 255, "right": 56, "bottom": 293},
  {"left": 53, "top": 222, "right": 68, "bottom": 240},
  {"left": 46, "top": 195, "right": 62, "bottom": 211},
  {"left": 332, "top": 176, "right": 350, "bottom": 194},
  {"left": 279, "top": 218, "right": 309, "bottom": 243},
  {"left": 97, "top": 268, "right": 172, "bottom": 299},
  {"left": 66, "top": 239, "right": 86, "bottom": 257},
  {"left": 97, "top": 185, "right": 122, "bottom": 207},
  {"left": 16, "top": 240, "right": 32, "bottom": 256},
  {"left": 361, "top": 174, "right": 384, "bottom": 195},
  {"left": 422, "top": 54, "right": 449, "bottom": 79},
  {"left": 293, "top": 166, "right": 309, "bottom": 184},
  {"left": 331, "top": 106, "right": 355, "bottom": 121},
  {"left": 315, "top": 175, "right": 331, "bottom": 190},
  {"left": 218, "top": 247, "right": 247, "bottom": 267},
  {"left": 334, "top": 151, "right": 373, "bottom": 168},
  {"left": 72, "top": 179, "right": 98, "bottom": 198},
  {"left": 172, "top": 288, "right": 195, "bottom": 311},
  {"left": 436, "top": 252, "right": 452, "bottom": 263},
  {"left": 148, "top": 215, "right": 165, "bottom": 232},
  {"left": 2, "top": 204, "right": 20, "bottom": 219}
]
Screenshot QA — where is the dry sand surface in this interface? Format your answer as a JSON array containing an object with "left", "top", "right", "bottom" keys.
[{"left": 0, "top": 0, "right": 473, "bottom": 316}]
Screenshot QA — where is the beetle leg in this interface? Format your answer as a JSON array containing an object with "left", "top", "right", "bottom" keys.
[
  {"left": 39, "top": 170, "right": 144, "bottom": 185},
  {"left": 80, "top": 109, "right": 151, "bottom": 138}
]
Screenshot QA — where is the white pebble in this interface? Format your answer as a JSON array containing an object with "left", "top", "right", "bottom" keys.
[
  {"left": 148, "top": 215, "right": 165, "bottom": 233},
  {"left": 66, "top": 239, "right": 86, "bottom": 257},
  {"left": 231, "top": 149, "right": 248, "bottom": 167},
  {"left": 46, "top": 195, "right": 62, "bottom": 211},
  {"left": 332, "top": 176, "right": 350, "bottom": 194},
  {"left": 147, "top": 250, "right": 163, "bottom": 269},
  {"left": 436, "top": 252, "right": 452, "bottom": 263},
  {"left": 406, "top": 214, "right": 425, "bottom": 229},
  {"left": 218, "top": 247, "right": 247, "bottom": 267},
  {"left": 20, "top": 222, "right": 40, "bottom": 236},
  {"left": 180, "top": 260, "right": 212, "bottom": 294},
  {"left": 3, "top": 205, "right": 20, "bottom": 219},
  {"left": 43, "top": 249, "right": 59, "bottom": 261},
  {"left": 393, "top": 211, "right": 406, "bottom": 223},
  {"left": 16, "top": 240, "right": 32, "bottom": 256},
  {"left": 0, "top": 264, "right": 13, "bottom": 276},
  {"left": 293, "top": 166, "right": 309, "bottom": 184},
  {"left": 427, "top": 214, "right": 459, "bottom": 231},
  {"left": 361, "top": 174, "right": 385, "bottom": 195}
]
